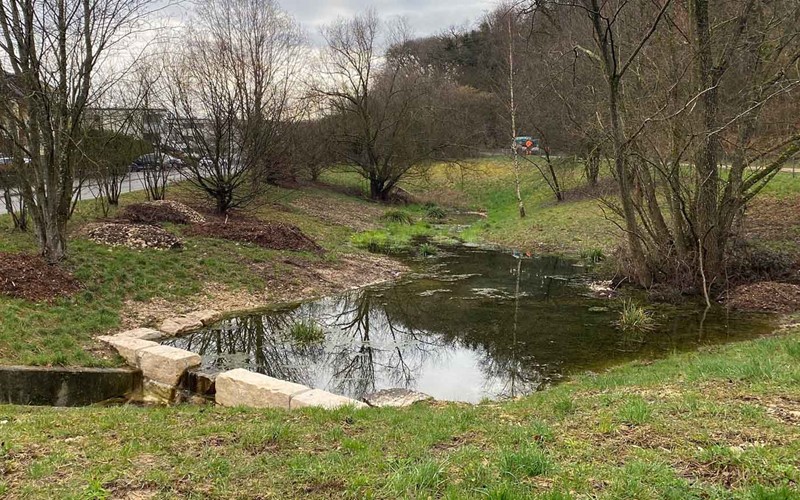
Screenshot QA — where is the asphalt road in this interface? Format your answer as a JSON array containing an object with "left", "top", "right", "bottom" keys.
[{"left": 0, "top": 170, "right": 184, "bottom": 216}]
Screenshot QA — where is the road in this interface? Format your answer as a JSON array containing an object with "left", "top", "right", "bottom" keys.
[{"left": 0, "top": 170, "right": 184, "bottom": 216}]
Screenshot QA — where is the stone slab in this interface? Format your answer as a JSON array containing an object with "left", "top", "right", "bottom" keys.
[
  {"left": 290, "top": 389, "right": 367, "bottom": 410},
  {"left": 116, "top": 327, "right": 164, "bottom": 341},
  {"left": 363, "top": 388, "right": 433, "bottom": 407},
  {"left": 159, "top": 316, "right": 204, "bottom": 336},
  {"left": 215, "top": 369, "right": 310, "bottom": 409},
  {"left": 185, "top": 309, "right": 222, "bottom": 326},
  {"left": 98, "top": 336, "right": 159, "bottom": 366},
  {"left": 141, "top": 379, "right": 175, "bottom": 404},
  {"left": 136, "top": 345, "right": 201, "bottom": 386}
]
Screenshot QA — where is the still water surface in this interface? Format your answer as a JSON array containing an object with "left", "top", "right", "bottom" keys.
[{"left": 165, "top": 247, "right": 775, "bottom": 402}]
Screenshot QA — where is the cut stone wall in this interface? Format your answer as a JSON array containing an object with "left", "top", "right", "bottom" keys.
[{"left": 215, "top": 369, "right": 365, "bottom": 410}]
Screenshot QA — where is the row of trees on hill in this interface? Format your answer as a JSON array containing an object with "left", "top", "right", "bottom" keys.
[{"left": 2, "top": 0, "right": 799, "bottom": 297}]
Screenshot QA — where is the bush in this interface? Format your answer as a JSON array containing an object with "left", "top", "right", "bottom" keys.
[{"left": 727, "top": 240, "right": 797, "bottom": 283}]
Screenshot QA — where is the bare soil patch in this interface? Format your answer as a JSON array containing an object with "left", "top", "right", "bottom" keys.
[
  {"left": 726, "top": 281, "right": 800, "bottom": 313},
  {"left": 289, "top": 192, "right": 384, "bottom": 231},
  {"left": 185, "top": 219, "right": 322, "bottom": 253},
  {"left": 119, "top": 200, "right": 206, "bottom": 225},
  {"left": 85, "top": 223, "right": 183, "bottom": 250},
  {"left": 0, "top": 252, "right": 81, "bottom": 302},
  {"left": 119, "top": 253, "right": 406, "bottom": 329}
]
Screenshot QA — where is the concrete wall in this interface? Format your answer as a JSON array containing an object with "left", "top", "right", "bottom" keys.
[{"left": 0, "top": 366, "right": 142, "bottom": 406}]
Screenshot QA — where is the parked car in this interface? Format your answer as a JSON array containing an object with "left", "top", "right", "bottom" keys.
[
  {"left": 513, "top": 136, "right": 541, "bottom": 156},
  {"left": 130, "top": 153, "right": 162, "bottom": 172},
  {"left": 162, "top": 154, "right": 185, "bottom": 169},
  {"left": 0, "top": 156, "right": 31, "bottom": 166}
]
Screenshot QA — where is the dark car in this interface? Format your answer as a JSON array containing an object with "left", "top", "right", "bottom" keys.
[{"left": 130, "top": 153, "right": 162, "bottom": 172}]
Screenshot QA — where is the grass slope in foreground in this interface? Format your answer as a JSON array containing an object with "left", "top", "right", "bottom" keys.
[{"left": 1, "top": 328, "right": 798, "bottom": 498}]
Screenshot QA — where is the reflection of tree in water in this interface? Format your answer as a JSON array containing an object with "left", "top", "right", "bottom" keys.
[
  {"left": 479, "top": 257, "right": 546, "bottom": 398},
  {"left": 382, "top": 254, "right": 562, "bottom": 399},
  {"left": 172, "top": 311, "right": 324, "bottom": 385},
  {"left": 321, "top": 289, "right": 448, "bottom": 398}
]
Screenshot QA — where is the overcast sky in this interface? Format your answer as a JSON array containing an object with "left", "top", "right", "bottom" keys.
[{"left": 282, "top": 0, "right": 496, "bottom": 44}]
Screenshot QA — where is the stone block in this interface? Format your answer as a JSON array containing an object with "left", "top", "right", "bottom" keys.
[
  {"left": 141, "top": 379, "right": 175, "bottom": 404},
  {"left": 363, "top": 388, "right": 433, "bottom": 407},
  {"left": 159, "top": 316, "right": 204, "bottom": 336},
  {"left": 136, "top": 345, "right": 201, "bottom": 386},
  {"left": 116, "top": 327, "right": 164, "bottom": 341},
  {"left": 98, "top": 335, "right": 159, "bottom": 366},
  {"left": 215, "top": 369, "right": 309, "bottom": 409},
  {"left": 290, "top": 389, "right": 367, "bottom": 410},
  {"left": 185, "top": 309, "right": 222, "bottom": 326}
]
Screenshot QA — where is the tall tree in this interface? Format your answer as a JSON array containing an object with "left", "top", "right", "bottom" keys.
[
  {"left": 167, "top": 0, "right": 303, "bottom": 214},
  {"left": 0, "top": 0, "right": 153, "bottom": 262},
  {"left": 318, "top": 11, "right": 478, "bottom": 201}
]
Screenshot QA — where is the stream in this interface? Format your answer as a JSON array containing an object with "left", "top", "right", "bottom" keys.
[{"left": 164, "top": 246, "right": 776, "bottom": 403}]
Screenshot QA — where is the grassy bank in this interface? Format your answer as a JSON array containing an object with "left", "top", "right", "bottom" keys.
[
  {"left": 2, "top": 328, "right": 798, "bottom": 498},
  {"left": 0, "top": 185, "right": 388, "bottom": 366}
]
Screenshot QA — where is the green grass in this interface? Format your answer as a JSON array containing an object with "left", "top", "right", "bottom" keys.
[
  {"left": 0, "top": 329, "right": 798, "bottom": 498},
  {"left": 2, "top": 160, "right": 800, "bottom": 497},
  {"left": 0, "top": 184, "right": 365, "bottom": 366},
  {"left": 325, "top": 158, "right": 619, "bottom": 255},
  {"left": 288, "top": 320, "right": 325, "bottom": 344}
]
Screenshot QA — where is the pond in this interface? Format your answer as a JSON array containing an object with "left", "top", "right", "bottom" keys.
[{"left": 164, "top": 247, "right": 777, "bottom": 403}]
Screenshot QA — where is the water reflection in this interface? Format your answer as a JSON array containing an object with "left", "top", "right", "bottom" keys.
[{"left": 166, "top": 248, "right": 776, "bottom": 402}]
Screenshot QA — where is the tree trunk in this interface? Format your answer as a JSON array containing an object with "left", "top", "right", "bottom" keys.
[
  {"left": 585, "top": 145, "right": 600, "bottom": 187},
  {"left": 33, "top": 210, "right": 68, "bottom": 264}
]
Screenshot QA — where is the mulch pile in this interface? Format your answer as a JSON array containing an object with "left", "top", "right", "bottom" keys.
[
  {"left": 744, "top": 196, "right": 800, "bottom": 243},
  {"left": 0, "top": 252, "right": 81, "bottom": 302},
  {"left": 86, "top": 223, "right": 183, "bottom": 250},
  {"left": 119, "top": 200, "right": 206, "bottom": 225},
  {"left": 186, "top": 219, "right": 323, "bottom": 253},
  {"left": 726, "top": 281, "right": 800, "bottom": 313}
]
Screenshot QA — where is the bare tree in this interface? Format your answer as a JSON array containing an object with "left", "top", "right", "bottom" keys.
[
  {"left": 318, "top": 11, "right": 476, "bottom": 201},
  {"left": 166, "top": 0, "right": 303, "bottom": 214},
  {"left": 0, "top": 0, "right": 154, "bottom": 262},
  {"left": 505, "top": 12, "right": 527, "bottom": 216},
  {"left": 526, "top": 0, "right": 800, "bottom": 290}
]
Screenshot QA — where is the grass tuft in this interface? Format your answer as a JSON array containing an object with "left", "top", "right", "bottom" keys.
[
  {"left": 425, "top": 205, "right": 447, "bottom": 220},
  {"left": 381, "top": 209, "right": 414, "bottom": 225},
  {"left": 499, "top": 444, "right": 552, "bottom": 478},
  {"left": 615, "top": 299, "right": 657, "bottom": 334},
  {"left": 387, "top": 459, "right": 447, "bottom": 497},
  {"left": 288, "top": 320, "right": 325, "bottom": 344},
  {"left": 617, "top": 396, "right": 652, "bottom": 425}
]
